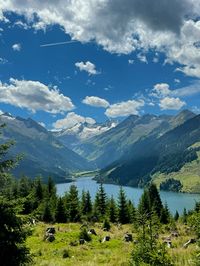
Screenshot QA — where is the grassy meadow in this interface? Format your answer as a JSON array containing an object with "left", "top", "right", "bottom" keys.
[{"left": 26, "top": 222, "right": 198, "bottom": 266}]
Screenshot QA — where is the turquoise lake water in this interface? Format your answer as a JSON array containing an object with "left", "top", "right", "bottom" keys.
[{"left": 56, "top": 177, "right": 200, "bottom": 215}]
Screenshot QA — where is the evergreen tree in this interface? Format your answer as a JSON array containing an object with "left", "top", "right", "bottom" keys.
[
  {"left": 0, "top": 198, "right": 31, "bottom": 266},
  {"left": 108, "top": 196, "right": 117, "bottom": 223},
  {"left": 138, "top": 189, "right": 150, "bottom": 216},
  {"left": 117, "top": 187, "right": 129, "bottom": 224},
  {"left": 160, "top": 203, "right": 170, "bottom": 224},
  {"left": 131, "top": 211, "right": 173, "bottom": 266},
  {"left": 174, "top": 210, "right": 179, "bottom": 221},
  {"left": 47, "top": 176, "right": 56, "bottom": 198},
  {"left": 148, "top": 183, "right": 163, "bottom": 217},
  {"left": 34, "top": 176, "right": 44, "bottom": 201},
  {"left": 42, "top": 201, "right": 54, "bottom": 222},
  {"left": 55, "top": 197, "right": 66, "bottom": 223},
  {"left": 81, "top": 190, "right": 92, "bottom": 216},
  {"left": 67, "top": 185, "right": 80, "bottom": 222},
  {"left": 97, "top": 183, "right": 107, "bottom": 217},
  {"left": 182, "top": 208, "right": 187, "bottom": 224},
  {"left": 127, "top": 200, "right": 136, "bottom": 223}
]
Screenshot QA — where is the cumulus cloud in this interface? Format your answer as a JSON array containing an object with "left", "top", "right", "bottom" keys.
[
  {"left": 53, "top": 112, "right": 96, "bottom": 130},
  {"left": 12, "top": 43, "right": 21, "bottom": 51},
  {"left": 128, "top": 59, "right": 134, "bottom": 64},
  {"left": 0, "top": 110, "right": 4, "bottom": 115},
  {"left": 0, "top": 57, "right": 8, "bottom": 64},
  {"left": 75, "top": 61, "right": 99, "bottom": 75},
  {"left": 105, "top": 99, "right": 144, "bottom": 118},
  {"left": 0, "top": 78, "right": 74, "bottom": 113},
  {"left": 82, "top": 96, "right": 110, "bottom": 108},
  {"left": 159, "top": 97, "right": 186, "bottom": 110},
  {"left": 1, "top": 0, "right": 200, "bottom": 76},
  {"left": 151, "top": 83, "right": 171, "bottom": 98},
  {"left": 137, "top": 54, "right": 148, "bottom": 64}
]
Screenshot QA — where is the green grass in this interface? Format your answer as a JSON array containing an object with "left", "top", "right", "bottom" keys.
[
  {"left": 153, "top": 151, "right": 200, "bottom": 193},
  {"left": 26, "top": 222, "right": 199, "bottom": 266}
]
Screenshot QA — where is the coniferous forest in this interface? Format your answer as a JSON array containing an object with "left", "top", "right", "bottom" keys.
[{"left": 1, "top": 126, "right": 200, "bottom": 266}]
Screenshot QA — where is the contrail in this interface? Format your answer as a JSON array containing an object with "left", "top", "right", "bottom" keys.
[{"left": 40, "top": 40, "right": 78, "bottom": 47}]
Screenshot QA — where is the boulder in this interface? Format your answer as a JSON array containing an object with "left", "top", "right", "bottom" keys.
[
  {"left": 88, "top": 229, "right": 97, "bottom": 235},
  {"left": 46, "top": 233, "right": 55, "bottom": 242},
  {"left": 171, "top": 231, "right": 179, "bottom": 237},
  {"left": 79, "top": 239, "right": 86, "bottom": 245},
  {"left": 46, "top": 227, "right": 56, "bottom": 234},
  {"left": 102, "top": 236, "right": 110, "bottom": 243},
  {"left": 163, "top": 240, "right": 172, "bottom": 248},
  {"left": 124, "top": 233, "right": 133, "bottom": 242}
]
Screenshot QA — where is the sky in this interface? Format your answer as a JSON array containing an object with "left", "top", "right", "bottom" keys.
[{"left": 0, "top": 0, "right": 200, "bottom": 130}]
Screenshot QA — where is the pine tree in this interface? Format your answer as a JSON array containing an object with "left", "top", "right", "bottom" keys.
[
  {"left": 68, "top": 185, "right": 80, "bottom": 222},
  {"left": 117, "top": 187, "right": 129, "bottom": 224},
  {"left": 148, "top": 183, "right": 163, "bottom": 217},
  {"left": 98, "top": 183, "right": 107, "bottom": 217},
  {"left": 47, "top": 176, "right": 56, "bottom": 198},
  {"left": 55, "top": 197, "right": 66, "bottom": 223},
  {"left": 127, "top": 200, "right": 136, "bottom": 223},
  {"left": 42, "top": 201, "right": 54, "bottom": 222},
  {"left": 108, "top": 196, "right": 117, "bottom": 223},
  {"left": 174, "top": 210, "right": 179, "bottom": 221},
  {"left": 138, "top": 189, "right": 150, "bottom": 216},
  {"left": 81, "top": 190, "right": 92, "bottom": 216},
  {"left": 0, "top": 199, "right": 31, "bottom": 266},
  {"left": 160, "top": 203, "right": 170, "bottom": 224},
  {"left": 34, "top": 176, "right": 44, "bottom": 201}
]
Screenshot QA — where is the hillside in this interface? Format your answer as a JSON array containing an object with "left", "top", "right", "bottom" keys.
[
  {"left": 0, "top": 113, "right": 93, "bottom": 181},
  {"left": 97, "top": 114, "right": 200, "bottom": 191},
  {"left": 73, "top": 110, "right": 195, "bottom": 168}
]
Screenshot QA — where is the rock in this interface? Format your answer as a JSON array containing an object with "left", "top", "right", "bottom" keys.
[
  {"left": 46, "top": 233, "right": 55, "bottom": 242},
  {"left": 124, "top": 233, "right": 133, "bottom": 242},
  {"left": 183, "top": 239, "right": 196, "bottom": 248},
  {"left": 46, "top": 227, "right": 56, "bottom": 234},
  {"left": 171, "top": 231, "right": 179, "bottom": 237},
  {"left": 88, "top": 229, "right": 97, "bottom": 235},
  {"left": 102, "top": 236, "right": 110, "bottom": 243},
  {"left": 79, "top": 239, "right": 86, "bottom": 245},
  {"left": 163, "top": 240, "right": 172, "bottom": 248}
]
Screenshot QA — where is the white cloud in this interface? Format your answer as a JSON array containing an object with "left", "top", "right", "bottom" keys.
[
  {"left": 82, "top": 96, "right": 110, "bottom": 108},
  {"left": 152, "top": 83, "right": 171, "bottom": 98},
  {"left": 105, "top": 99, "right": 144, "bottom": 118},
  {"left": 174, "top": 79, "right": 180, "bottom": 83},
  {"left": 137, "top": 54, "right": 148, "bottom": 64},
  {"left": 159, "top": 97, "right": 186, "bottom": 110},
  {"left": 128, "top": 59, "right": 134, "bottom": 64},
  {"left": 0, "top": 57, "right": 8, "bottom": 64},
  {"left": 75, "top": 61, "right": 99, "bottom": 75},
  {"left": 1, "top": 1, "right": 200, "bottom": 76},
  {"left": 12, "top": 43, "right": 21, "bottom": 51},
  {"left": 0, "top": 78, "right": 74, "bottom": 114},
  {"left": 53, "top": 112, "right": 96, "bottom": 130},
  {"left": 0, "top": 110, "right": 4, "bottom": 115}
]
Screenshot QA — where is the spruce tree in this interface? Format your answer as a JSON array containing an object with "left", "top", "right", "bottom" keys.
[
  {"left": 127, "top": 200, "right": 136, "bottom": 223},
  {"left": 47, "top": 176, "right": 56, "bottom": 198},
  {"left": 148, "top": 183, "right": 163, "bottom": 217},
  {"left": 81, "top": 190, "right": 92, "bottom": 216},
  {"left": 55, "top": 197, "right": 66, "bottom": 223},
  {"left": 34, "top": 176, "right": 44, "bottom": 201},
  {"left": 108, "top": 196, "right": 117, "bottom": 223},
  {"left": 68, "top": 185, "right": 80, "bottom": 222},
  {"left": 117, "top": 187, "right": 129, "bottom": 224},
  {"left": 98, "top": 183, "right": 107, "bottom": 217},
  {"left": 138, "top": 189, "right": 150, "bottom": 216},
  {"left": 174, "top": 210, "right": 179, "bottom": 221},
  {"left": 42, "top": 201, "right": 54, "bottom": 222},
  {"left": 0, "top": 199, "right": 31, "bottom": 266},
  {"left": 160, "top": 203, "right": 170, "bottom": 224}
]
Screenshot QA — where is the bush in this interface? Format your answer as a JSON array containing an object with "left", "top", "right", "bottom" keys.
[
  {"left": 102, "top": 219, "right": 111, "bottom": 231},
  {"left": 79, "top": 228, "right": 91, "bottom": 242},
  {"left": 62, "top": 249, "right": 70, "bottom": 258}
]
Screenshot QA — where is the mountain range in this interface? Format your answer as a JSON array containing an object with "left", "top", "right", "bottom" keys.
[
  {"left": 0, "top": 113, "right": 93, "bottom": 181},
  {"left": 0, "top": 110, "right": 200, "bottom": 192}
]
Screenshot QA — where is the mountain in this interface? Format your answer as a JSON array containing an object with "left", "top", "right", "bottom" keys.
[
  {"left": 53, "top": 120, "right": 118, "bottom": 150},
  {"left": 97, "top": 114, "right": 200, "bottom": 191},
  {"left": 73, "top": 110, "right": 196, "bottom": 168},
  {"left": 0, "top": 113, "right": 93, "bottom": 181}
]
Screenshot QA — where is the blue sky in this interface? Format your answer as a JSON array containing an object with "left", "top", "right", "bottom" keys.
[{"left": 0, "top": 1, "right": 200, "bottom": 130}]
